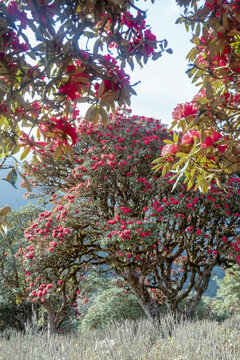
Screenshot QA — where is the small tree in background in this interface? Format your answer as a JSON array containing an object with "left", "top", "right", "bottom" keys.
[
  {"left": 210, "top": 265, "right": 240, "bottom": 319},
  {"left": 21, "top": 111, "right": 240, "bottom": 325},
  {"left": 0, "top": 205, "right": 42, "bottom": 332},
  {"left": 17, "top": 202, "right": 102, "bottom": 335}
]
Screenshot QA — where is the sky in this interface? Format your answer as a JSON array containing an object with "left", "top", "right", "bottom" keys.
[
  {"left": 1, "top": 0, "right": 199, "bottom": 209},
  {"left": 130, "top": 0, "right": 198, "bottom": 124}
]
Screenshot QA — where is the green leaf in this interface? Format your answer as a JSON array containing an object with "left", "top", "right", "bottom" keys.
[
  {"left": 54, "top": 143, "right": 63, "bottom": 161},
  {"left": 20, "top": 147, "right": 30, "bottom": 161},
  {"left": 173, "top": 133, "right": 178, "bottom": 143},
  {"left": 99, "top": 107, "right": 108, "bottom": 126},
  {"left": 7, "top": 169, "right": 17, "bottom": 186},
  {"left": 17, "top": 171, "right": 32, "bottom": 192},
  {"left": 85, "top": 105, "right": 95, "bottom": 122},
  {"left": 65, "top": 144, "right": 74, "bottom": 162},
  {"left": 91, "top": 107, "right": 100, "bottom": 124},
  {"left": 175, "top": 152, "right": 187, "bottom": 157},
  {"left": 152, "top": 157, "right": 161, "bottom": 164},
  {"left": 152, "top": 52, "right": 162, "bottom": 61},
  {"left": 205, "top": 81, "right": 213, "bottom": 100},
  {"left": 163, "top": 139, "right": 174, "bottom": 144},
  {"left": 127, "top": 57, "right": 134, "bottom": 71},
  {"left": 0, "top": 206, "right": 11, "bottom": 217},
  {"left": 97, "top": 82, "right": 105, "bottom": 99}
]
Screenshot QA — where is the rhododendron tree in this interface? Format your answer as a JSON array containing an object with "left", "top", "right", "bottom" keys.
[
  {"left": 0, "top": 0, "right": 171, "bottom": 181},
  {"left": 16, "top": 203, "right": 102, "bottom": 334},
  {"left": 0, "top": 205, "right": 42, "bottom": 331},
  {"left": 22, "top": 111, "right": 240, "bottom": 324},
  {"left": 154, "top": 0, "right": 240, "bottom": 192}
]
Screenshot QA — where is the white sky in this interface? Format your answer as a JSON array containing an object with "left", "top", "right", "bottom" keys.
[{"left": 130, "top": 0, "right": 197, "bottom": 123}]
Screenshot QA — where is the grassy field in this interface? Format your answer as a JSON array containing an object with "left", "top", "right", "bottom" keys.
[{"left": 0, "top": 315, "right": 239, "bottom": 360}]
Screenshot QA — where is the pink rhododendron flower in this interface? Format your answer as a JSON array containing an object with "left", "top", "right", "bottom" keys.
[
  {"left": 161, "top": 143, "right": 178, "bottom": 157},
  {"left": 53, "top": 118, "right": 78, "bottom": 145},
  {"left": 217, "top": 145, "right": 227, "bottom": 153},
  {"left": 211, "top": 132, "right": 222, "bottom": 142},
  {"left": 181, "top": 130, "right": 200, "bottom": 145},
  {"left": 201, "top": 131, "right": 222, "bottom": 149},
  {"left": 172, "top": 102, "right": 198, "bottom": 122},
  {"left": 201, "top": 136, "right": 214, "bottom": 148}
]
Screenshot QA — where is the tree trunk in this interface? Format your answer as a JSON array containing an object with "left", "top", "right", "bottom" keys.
[
  {"left": 185, "top": 269, "right": 213, "bottom": 318},
  {"left": 125, "top": 268, "right": 162, "bottom": 324},
  {"left": 134, "top": 287, "right": 163, "bottom": 324},
  {"left": 48, "top": 312, "right": 58, "bottom": 337},
  {"left": 43, "top": 303, "right": 59, "bottom": 337}
]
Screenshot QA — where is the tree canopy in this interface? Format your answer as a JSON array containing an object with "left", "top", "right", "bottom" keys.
[{"left": 21, "top": 111, "right": 240, "bottom": 323}]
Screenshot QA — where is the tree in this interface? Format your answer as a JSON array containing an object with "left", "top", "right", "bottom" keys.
[
  {"left": 0, "top": 205, "right": 42, "bottom": 332},
  {"left": 154, "top": 0, "right": 240, "bottom": 192},
  {"left": 211, "top": 265, "right": 240, "bottom": 317},
  {"left": 0, "top": 0, "right": 171, "bottom": 181},
  {"left": 21, "top": 110, "right": 240, "bottom": 325},
  {"left": 17, "top": 203, "right": 102, "bottom": 334}
]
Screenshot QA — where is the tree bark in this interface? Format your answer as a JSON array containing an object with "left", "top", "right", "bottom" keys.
[
  {"left": 185, "top": 267, "right": 213, "bottom": 318},
  {"left": 43, "top": 302, "right": 59, "bottom": 337},
  {"left": 125, "top": 268, "right": 162, "bottom": 324}
]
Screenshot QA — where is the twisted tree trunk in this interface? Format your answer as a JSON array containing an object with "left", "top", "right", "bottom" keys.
[{"left": 125, "top": 267, "right": 162, "bottom": 324}]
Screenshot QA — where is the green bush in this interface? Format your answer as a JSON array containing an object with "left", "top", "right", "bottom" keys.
[
  {"left": 80, "top": 286, "right": 146, "bottom": 330},
  {"left": 207, "top": 267, "right": 240, "bottom": 321}
]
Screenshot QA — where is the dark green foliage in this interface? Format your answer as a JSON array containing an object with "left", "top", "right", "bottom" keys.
[
  {"left": 0, "top": 205, "right": 43, "bottom": 331},
  {"left": 0, "top": 302, "right": 38, "bottom": 333},
  {"left": 209, "top": 266, "right": 240, "bottom": 320}
]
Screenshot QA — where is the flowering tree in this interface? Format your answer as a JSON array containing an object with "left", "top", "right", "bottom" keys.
[
  {"left": 154, "top": 0, "right": 240, "bottom": 192},
  {"left": 16, "top": 204, "right": 101, "bottom": 334},
  {"left": 0, "top": 205, "right": 42, "bottom": 331},
  {"left": 0, "top": 0, "right": 171, "bottom": 180},
  {"left": 22, "top": 110, "right": 240, "bottom": 324}
]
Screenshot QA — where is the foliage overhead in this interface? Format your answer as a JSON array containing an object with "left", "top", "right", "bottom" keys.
[
  {"left": 21, "top": 111, "right": 240, "bottom": 321},
  {"left": 0, "top": 0, "right": 170, "bottom": 180},
  {"left": 154, "top": 0, "right": 240, "bottom": 192}
]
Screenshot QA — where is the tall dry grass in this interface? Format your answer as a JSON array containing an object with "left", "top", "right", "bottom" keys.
[{"left": 0, "top": 314, "right": 239, "bottom": 360}]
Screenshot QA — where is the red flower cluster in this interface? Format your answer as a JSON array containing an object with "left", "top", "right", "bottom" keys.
[
  {"left": 40, "top": 117, "right": 78, "bottom": 146},
  {"left": 172, "top": 102, "right": 198, "bottom": 122}
]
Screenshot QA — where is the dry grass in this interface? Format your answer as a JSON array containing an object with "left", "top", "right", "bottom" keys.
[{"left": 0, "top": 315, "right": 239, "bottom": 360}]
